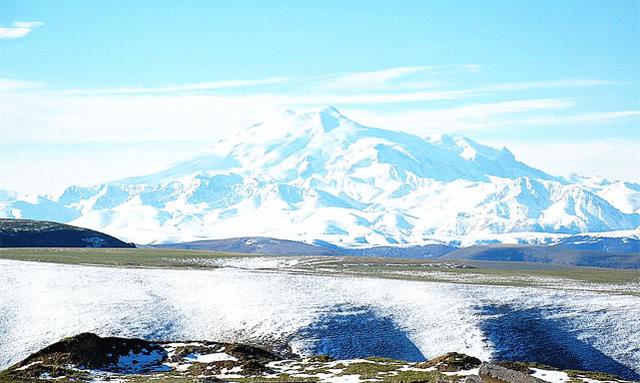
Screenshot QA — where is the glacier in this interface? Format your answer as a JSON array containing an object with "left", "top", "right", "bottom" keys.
[{"left": 1, "top": 106, "right": 639, "bottom": 245}]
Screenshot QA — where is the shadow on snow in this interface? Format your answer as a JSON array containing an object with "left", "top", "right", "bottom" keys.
[
  {"left": 293, "top": 305, "right": 425, "bottom": 362},
  {"left": 478, "top": 304, "right": 639, "bottom": 381}
]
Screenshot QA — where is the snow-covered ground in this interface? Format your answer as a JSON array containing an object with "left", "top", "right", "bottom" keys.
[{"left": 0, "top": 259, "right": 638, "bottom": 379}]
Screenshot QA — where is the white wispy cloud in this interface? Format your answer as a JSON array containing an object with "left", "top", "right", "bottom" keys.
[
  {"left": 0, "top": 93, "right": 283, "bottom": 143},
  {"left": 283, "top": 89, "right": 472, "bottom": 104},
  {"left": 0, "top": 21, "right": 43, "bottom": 39},
  {"left": 6, "top": 74, "right": 614, "bottom": 106},
  {"left": 322, "top": 66, "right": 435, "bottom": 90},
  {"left": 0, "top": 78, "right": 42, "bottom": 91},
  {"left": 343, "top": 99, "right": 574, "bottom": 132},
  {"left": 346, "top": 105, "right": 639, "bottom": 134},
  {"left": 24, "top": 63, "right": 615, "bottom": 103},
  {"left": 322, "top": 64, "right": 480, "bottom": 90},
  {"left": 435, "top": 99, "right": 574, "bottom": 117},
  {"left": 63, "top": 77, "right": 289, "bottom": 95},
  {"left": 0, "top": 93, "right": 579, "bottom": 145},
  {"left": 321, "top": 65, "right": 615, "bottom": 94},
  {"left": 463, "top": 64, "right": 481, "bottom": 73},
  {"left": 0, "top": 67, "right": 631, "bottom": 144},
  {"left": 503, "top": 139, "right": 640, "bottom": 183},
  {"left": 479, "top": 79, "right": 620, "bottom": 92},
  {"left": 514, "top": 110, "right": 640, "bottom": 125}
]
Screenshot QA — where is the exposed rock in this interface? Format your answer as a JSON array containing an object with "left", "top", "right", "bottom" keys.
[
  {"left": 195, "top": 376, "right": 223, "bottom": 382},
  {"left": 0, "top": 334, "right": 632, "bottom": 383},
  {"left": 479, "top": 362, "right": 546, "bottom": 383},
  {"left": 566, "top": 369, "right": 626, "bottom": 381},
  {"left": 224, "top": 342, "right": 281, "bottom": 364},
  {"left": 16, "top": 332, "right": 165, "bottom": 371},
  {"left": 494, "top": 361, "right": 534, "bottom": 374},
  {"left": 417, "top": 352, "right": 482, "bottom": 371},
  {"left": 306, "top": 354, "right": 336, "bottom": 362}
]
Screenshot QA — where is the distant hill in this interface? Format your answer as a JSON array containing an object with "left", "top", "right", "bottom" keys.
[
  {"left": 552, "top": 233, "right": 640, "bottom": 254},
  {"left": 155, "top": 237, "right": 456, "bottom": 258},
  {"left": 440, "top": 245, "right": 640, "bottom": 269},
  {"left": 312, "top": 239, "right": 457, "bottom": 258},
  {"left": 0, "top": 219, "right": 135, "bottom": 248},
  {"left": 156, "top": 233, "right": 639, "bottom": 268},
  {"left": 155, "top": 236, "right": 339, "bottom": 255}
]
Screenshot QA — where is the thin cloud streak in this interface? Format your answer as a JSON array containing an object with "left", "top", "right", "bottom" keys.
[
  {"left": 284, "top": 89, "right": 473, "bottom": 104},
  {"left": 515, "top": 110, "right": 640, "bottom": 125},
  {"left": 0, "top": 78, "right": 42, "bottom": 91},
  {"left": 62, "top": 77, "right": 290, "bottom": 95},
  {"left": 0, "top": 21, "right": 43, "bottom": 39},
  {"left": 52, "top": 75, "right": 618, "bottom": 105},
  {"left": 344, "top": 102, "right": 638, "bottom": 134},
  {"left": 345, "top": 99, "right": 574, "bottom": 131},
  {"left": 0, "top": 65, "right": 633, "bottom": 146},
  {"left": 322, "top": 66, "right": 435, "bottom": 90},
  {"left": 321, "top": 64, "right": 480, "bottom": 90},
  {"left": 504, "top": 139, "right": 640, "bottom": 183},
  {"left": 478, "top": 79, "right": 620, "bottom": 92}
]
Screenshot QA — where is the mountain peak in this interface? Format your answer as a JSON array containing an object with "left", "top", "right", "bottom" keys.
[
  {"left": 319, "top": 105, "right": 341, "bottom": 115},
  {"left": 3, "top": 108, "right": 638, "bottom": 244}
]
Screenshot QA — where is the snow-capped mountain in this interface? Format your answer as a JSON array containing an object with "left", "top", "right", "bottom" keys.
[
  {"left": 567, "top": 174, "right": 640, "bottom": 214},
  {"left": 1, "top": 107, "right": 639, "bottom": 245}
]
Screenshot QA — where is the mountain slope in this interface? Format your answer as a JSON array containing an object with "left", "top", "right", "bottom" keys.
[
  {"left": 1, "top": 107, "right": 638, "bottom": 245},
  {"left": 156, "top": 236, "right": 340, "bottom": 255},
  {"left": 440, "top": 245, "right": 640, "bottom": 269},
  {"left": 568, "top": 174, "right": 640, "bottom": 214},
  {"left": 154, "top": 236, "right": 457, "bottom": 258},
  {"left": 0, "top": 219, "right": 135, "bottom": 248}
]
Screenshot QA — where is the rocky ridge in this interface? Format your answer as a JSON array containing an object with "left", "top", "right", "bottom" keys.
[{"left": 0, "top": 333, "right": 632, "bottom": 383}]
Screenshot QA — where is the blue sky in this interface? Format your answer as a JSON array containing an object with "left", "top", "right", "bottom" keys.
[{"left": 1, "top": 0, "right": 639, "bottom": 193}]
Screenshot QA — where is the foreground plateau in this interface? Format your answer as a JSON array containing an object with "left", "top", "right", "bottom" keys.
[{"left": 0, "top": 251, "right": 638, "bottom": 380}]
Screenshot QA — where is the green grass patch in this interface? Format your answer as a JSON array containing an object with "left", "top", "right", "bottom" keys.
[
  {"left": 228, "top": 373, "right": 319, "bottom": 382},
  {"left": 0, "top": 247, "right": 252, "bottom": 269},
  {"left": 321, "top": 257, "right": 640, "bottom": 286},
  {"left": 1, "top": 248, "right": 637, "bottom": 292},
  {"left": 364, "top": 356, "right": 404, "bottom": 363},
  {"left": 339, "top": 361, "right": 399, "bottom": 377},
  {"left": 381, "top": 369, "right": 453, "bottom": 382}
]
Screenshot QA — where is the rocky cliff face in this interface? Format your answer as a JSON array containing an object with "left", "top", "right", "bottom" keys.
[{"left": 0, "top": 333, "right": 631, "bottom": 383}]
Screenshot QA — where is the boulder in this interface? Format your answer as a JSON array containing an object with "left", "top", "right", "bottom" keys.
[
  {"left": 417, "top": 352, "right": 482, "bottom": 371},
  {"left": 479, "top": 362, "right": 546, "bottom": 383}
]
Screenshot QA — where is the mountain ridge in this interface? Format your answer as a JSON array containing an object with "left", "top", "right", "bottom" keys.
[{"left": 1, "top": 107, "right": 638, "bottom": 245}]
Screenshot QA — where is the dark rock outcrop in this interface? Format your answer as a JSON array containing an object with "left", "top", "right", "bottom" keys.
[
  {"left": 16, "top": 333, "right": 165, "bottom": 371},
  {"left": 417, "top": 352, "right": 482, "bottom": 372},
  {"left": 479, "top": 362, "right": 546, "bottom": 383}
]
